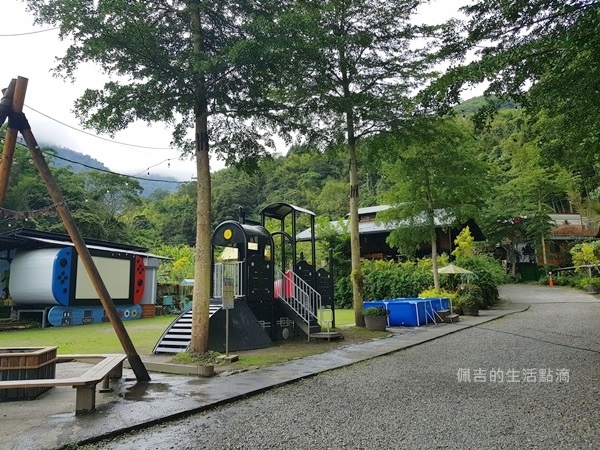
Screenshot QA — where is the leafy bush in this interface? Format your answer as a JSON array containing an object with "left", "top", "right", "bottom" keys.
[
  {"left": 334, "top": 275, "right": 353, "bottom": 309},
  {"left": 576, "top": 276, "right": 600, "bottom": 291},
  {"left": 338, "top": 254, "right": 506, "bottom": 309},
  {"left": 362, "top": 259, "right": 433, "bottom": 300},
  {"left": 452, "top": 226, "right": 475, "bottom": 259},
  {"left": 363, "top": 306, "right": 390, "bottom": 316},
  {"left": 455, "top": 255, "right": 507, "bottom": 307},
  {"left": 418, "top": 287, "right": 457, "bottom": 302},
  {"left": 570, "top": 241, "right": 600, "bottom": 275},
  {"left": 455, "top": 283, "right": 483, "bottom": 308}
]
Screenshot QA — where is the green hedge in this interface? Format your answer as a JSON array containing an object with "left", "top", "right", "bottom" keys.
[
  {"left": 362, "top": 259, "right": 433, "bottom": 301},
  {"left": 334, "top": 255, "right": 507, "bottom": 308},
  {"left": 455, "top": 256, "right": 508, "bottom": 307}
]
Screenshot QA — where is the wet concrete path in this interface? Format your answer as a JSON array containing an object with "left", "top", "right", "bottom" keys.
[{"left": 2, "top": 284, "right": 598, "bottom": 449}]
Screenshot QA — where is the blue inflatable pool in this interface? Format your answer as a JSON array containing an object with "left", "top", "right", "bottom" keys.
[{"left": 363, "top": 297, "right": 450, "bottom": 327}]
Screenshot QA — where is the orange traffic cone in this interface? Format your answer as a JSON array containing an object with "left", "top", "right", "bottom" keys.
[{"left": 549, "top": 276, "right": 554, "bottom": 287}]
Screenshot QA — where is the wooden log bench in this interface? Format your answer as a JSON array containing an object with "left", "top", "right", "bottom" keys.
[{"left": 0, "top": 354, "right": 128, "bottom": 415}]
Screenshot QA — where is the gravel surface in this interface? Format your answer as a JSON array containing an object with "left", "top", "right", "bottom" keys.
[{"left": 89, "top": 289, "right": 600, "bottom": 450}]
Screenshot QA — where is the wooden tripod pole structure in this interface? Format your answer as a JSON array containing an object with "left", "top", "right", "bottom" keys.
[
  {"left": 0, "top": 77, "right": 150, "bottom": 382},
  {"left": 0, "top": 78, "right": 19, "bottom": 205}
]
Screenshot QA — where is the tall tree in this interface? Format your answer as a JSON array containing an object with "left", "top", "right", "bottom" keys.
[
  {"left": 26, "top": 0, "right": 280, "bottom": 353},
  {"left": 378, "top": 117, "right": 489, "bottom": 289},
  {"left": 428, "top": 0, "right": 600, "bottom": 175},
  {"left": 486, "top": 140, "right": 579, "bottom": 267},
  {"left": 81, "top": 171, "right": 143, "bottom": 242},
  {"left": 263, "top": 0, "right": 440, "bottom": 326}
]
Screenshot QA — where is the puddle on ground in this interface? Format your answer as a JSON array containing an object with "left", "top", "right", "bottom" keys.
[
  {"left": 118, "top": 381, "right": 171, "bottom": 400},
  {"left": 186, "top": 378, "right": 212, "bottom": 386}
]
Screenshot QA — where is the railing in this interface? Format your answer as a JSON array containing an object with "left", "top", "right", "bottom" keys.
[
  {"left": 275, "top": 269, "right": 321, "bottom": 340},
  {"left": 213, "top": 262, "right": 244, "bottom": 303}
]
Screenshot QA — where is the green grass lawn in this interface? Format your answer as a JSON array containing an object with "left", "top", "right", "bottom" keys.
[
  {"left": 0, "top": 316, "right": 175, "bottom": 356},
  {"left": 0, "top": 309, "right": 358, "bottom": 357},
  {"left": 330, "top": 308, "right": 355, "bottom": 328}
]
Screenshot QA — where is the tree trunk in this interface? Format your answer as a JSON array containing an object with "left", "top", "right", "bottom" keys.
[
  {"left": 189, "top": 2, "right": 211, "bottom": 354},
  {"left": 424, "top": 174, "right": 439, "bottom": 290},
  {"left": 540, "top": 234, "right": 547, "bottom": 266},
  {"left": 339, "top": 44, "right": 364, "bottom": 327},
  {"left": 538, "top": 199, "right": 548, "bottom": 266},
  {"left": 349, "top": 134, "right": 364, "bottom": 327},
  {"left": 0, "top": 78, "right": 20, "bottom": 205},
  {"left": 431, "top": 224, "right": 440, "bottom": 290}
]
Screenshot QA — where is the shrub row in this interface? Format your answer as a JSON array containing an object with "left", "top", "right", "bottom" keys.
[{"left": 333, "top": 255, "right": 507, "bottom": 309}]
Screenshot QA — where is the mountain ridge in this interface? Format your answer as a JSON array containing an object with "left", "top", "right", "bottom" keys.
[{"left": 38, "top": 141, "right": 180, "bottom": 196}]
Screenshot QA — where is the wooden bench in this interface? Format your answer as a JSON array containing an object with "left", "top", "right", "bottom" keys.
[{"left": 0, "top": 354, "right": 127, "bottom": 415}]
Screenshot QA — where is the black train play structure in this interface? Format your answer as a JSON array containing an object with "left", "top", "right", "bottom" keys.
[{"left": 154, "top": 202, "right": 334, "bottom": 354}]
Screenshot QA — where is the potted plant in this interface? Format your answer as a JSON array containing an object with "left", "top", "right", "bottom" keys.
[
  {"left": 585, "top": 278, "right": 600, "bottom": 294},
  {"left": 455, "top": 283, "right": 483, "bottom": 316},
  {"left": 363, "top": 306, "right": 389, "bottom": 331}
]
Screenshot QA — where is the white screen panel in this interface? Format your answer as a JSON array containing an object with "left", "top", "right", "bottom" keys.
[{"left": 75, "top": 256, "right": 131, "bottom": 300}]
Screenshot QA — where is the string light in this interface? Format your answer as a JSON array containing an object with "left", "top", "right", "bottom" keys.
[
  {"left": 0, "top": 202, "right": 63, "bottom": 221},
  {"left": 132, "top": 158, "right": 173, "bottom": 178}
]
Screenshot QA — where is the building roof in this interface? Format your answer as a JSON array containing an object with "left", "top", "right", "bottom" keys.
[
  {"left": 356, "top": 205, "right": 391, "bottom": 215},
  {"left": 297, "top": 206, "right": 455, "bottom": 241},
  {"left": 548, "top": 214, "right": 599, "bottom": 241},
  {"left": 0, "top": 229, "right": 166, "bottom": 259}
]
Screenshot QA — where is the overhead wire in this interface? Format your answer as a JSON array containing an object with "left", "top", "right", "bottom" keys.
[
  {"left": 20, "top": 105, "right": 188, "bottom": 181},
  {"left": 46, "top": 151, "right": 182, "bottom": 183},
  {"left": 0, "top": 131, "right": 189, "bottom": 184},
  {"left": 24, "top": 104, "right": 173, "bottom": 151},
  {"left": 0, "top": 27, "right": 60, "bottom": 37},
  {"left": 0, "top": 20, "right": 189, "bottom": 185}
]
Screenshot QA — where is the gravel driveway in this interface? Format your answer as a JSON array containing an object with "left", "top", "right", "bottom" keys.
[{"left": 90, "top": 285, "right": 600, "bottom": 450}]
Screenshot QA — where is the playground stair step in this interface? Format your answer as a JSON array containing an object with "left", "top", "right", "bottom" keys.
[
  {"left": 153, "top": 306, "right": 221, "bottom": 354},
  {"left": 278, "top": 300, "right": 322, "bottom": 336},
  {"left": 310, "top": 331, "right": 343, "bottom": 341}
]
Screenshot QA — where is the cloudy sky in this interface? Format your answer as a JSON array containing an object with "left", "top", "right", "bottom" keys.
[{"left": 0, "top": 0, "right": 470, "bottom": 182}]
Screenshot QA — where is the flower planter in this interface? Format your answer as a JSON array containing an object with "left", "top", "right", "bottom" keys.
[
  {"left": 364, "top": 315, "right": 388, "bottom": 331},
  {"left": 586, "top": 283, "right": 600, "bottom": 294},
  {"left": 461, "top": 306, "right": 479, "bottom": 316},
  {"left": 0, "top": 347, "right": 58, "bottom": 401}
]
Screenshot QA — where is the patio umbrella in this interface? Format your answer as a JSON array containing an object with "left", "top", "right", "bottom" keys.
[
  {"left": 435, "top": 264, "right": 475, "bottom": 289},
  {"left": 437, "top": 264, "right": 473, "bottom": 275}
]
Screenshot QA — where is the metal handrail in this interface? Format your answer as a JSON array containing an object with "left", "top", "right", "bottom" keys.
[
  {"left": 213, "top": 261, "right": 244, "bottom": 302},
  {"left": 275, "top": 269, "right": 321, "bottom": 340}
]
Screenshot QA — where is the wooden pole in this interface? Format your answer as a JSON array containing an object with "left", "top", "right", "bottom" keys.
[
  {"left": 0, "top": 79, "right": 16, "bottom": 125},
  {"left": 21, "top": 128, "right": 151, "bottom": 381},
  {"left": 12, "top": 78, "right": 150, "bottom": 381},
  {"left": 0, "top": 78, "right": 19, "bottom": 205}
]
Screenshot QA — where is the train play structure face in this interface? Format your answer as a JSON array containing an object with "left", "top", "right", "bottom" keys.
[{"left": 154, "top": 202, "right": 336, "bottom": 354}]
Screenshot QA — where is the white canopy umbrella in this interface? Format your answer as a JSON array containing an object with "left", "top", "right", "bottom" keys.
[{"left": 437, "top": 264, "right": 474, "bottom": 275}]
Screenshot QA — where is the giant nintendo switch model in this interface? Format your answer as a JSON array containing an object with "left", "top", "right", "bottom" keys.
[{"left": 9, "top": 248, "right": 146, "bottom": 326}]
